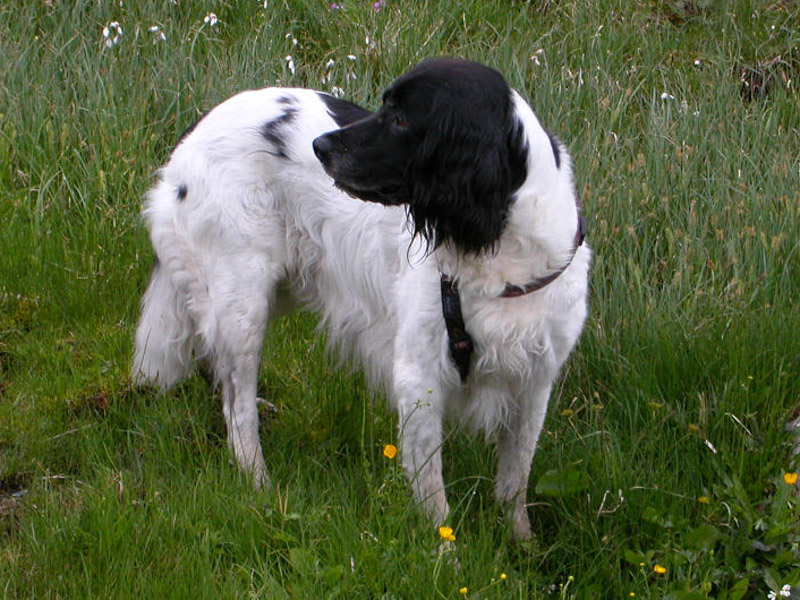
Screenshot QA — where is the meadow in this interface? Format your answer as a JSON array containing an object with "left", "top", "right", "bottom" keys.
[{"left": 1, "top": 0, "right": 799, "bottom": 597}]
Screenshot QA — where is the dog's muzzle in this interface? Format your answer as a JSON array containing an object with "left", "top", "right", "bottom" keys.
[{"left": 312, "top": 133, "right": 338, "bottom": 168}]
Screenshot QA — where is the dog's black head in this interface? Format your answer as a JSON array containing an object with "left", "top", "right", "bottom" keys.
[{"left": 313, "top": 58, "right": 528, "bottom": 253}]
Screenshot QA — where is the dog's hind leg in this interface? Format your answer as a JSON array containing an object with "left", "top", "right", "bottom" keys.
[
  {"left": 494, "top": 382, "right": 552, "bottom": 540},
  {"left": 216, "top": 347, "right": 269, "bottom": 488},
  {"left": 204, "top": 259, "right": 282, "bottom": 490}
]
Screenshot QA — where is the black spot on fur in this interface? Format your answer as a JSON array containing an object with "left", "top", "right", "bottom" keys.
[
  {"left": 545, "top": 129, "right": 561, "bottom": 169},
  {"left": 277, "top": 95, "right": 296, "bottom": 105},
  {"left": 261, "top": 107, "right": 298, "bottom": 159},
  {"left": 174, "top": 111, "right": 210, "bottom": 150},
  {"left": 177, "top": 184, "right": 188, "bottom": 201},
  {"left": 318, "top": 93, "right": 371, "bottom": 127}
]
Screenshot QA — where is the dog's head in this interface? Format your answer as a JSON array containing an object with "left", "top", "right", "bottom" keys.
[{"left": 313, "top": 58, "right": 528, "bottom": 253}]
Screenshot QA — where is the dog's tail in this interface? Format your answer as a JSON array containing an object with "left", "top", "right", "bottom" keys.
[
  {"left": 132, "top": 179, "right": 204, "bottom": 389},
  {"left": 132, "top": 259, "right": 199, "bottom": 388}
]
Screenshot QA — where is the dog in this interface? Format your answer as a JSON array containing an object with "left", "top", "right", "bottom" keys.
[{"left": 133, "top": 58, "right": 590, "bottom": 540}]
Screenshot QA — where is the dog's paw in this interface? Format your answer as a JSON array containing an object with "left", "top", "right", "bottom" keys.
[
  {"left": 511, "top": 519, "right": 532, "bottom": 541},
  {"left": 252, "top": 465, "right": 272, "bottom": 490},
  {"left": 507, "top": 504, "right": 532, "bottom": 541}
]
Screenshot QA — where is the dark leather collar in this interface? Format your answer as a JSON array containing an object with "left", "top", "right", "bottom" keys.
[{"left": 499, "top": 215, "right": 587, "bottom": 298}]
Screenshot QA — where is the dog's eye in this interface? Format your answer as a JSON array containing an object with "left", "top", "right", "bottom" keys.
[{"left": 391, "top": 115, "right": 408, "bottom": 130}]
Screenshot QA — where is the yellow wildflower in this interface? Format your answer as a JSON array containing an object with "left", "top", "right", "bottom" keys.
[
  {"left": 500, "top": 573, "right": 507, "bottom": 581},
  {"left": 698, "top": 496, "right": 710, "bottom": 504},
  {"left": 382, "top": 444, "right": 398, "bottom": 459},
  {"left": 459, "top": 587, "right": 468, "bottom": 595},
  {"left": 784, "top": 472, "right": 798, "bottom": 485},
  {"left": 653, "top": 564, "right": 667, "bottom": 575},
  {"left": 438, "top": 526, "right": 456, "bottom": 542}
]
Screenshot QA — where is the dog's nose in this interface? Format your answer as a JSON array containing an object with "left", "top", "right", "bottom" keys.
[{"left": 312, "top": 135, "right": 333, "bottom": 162}]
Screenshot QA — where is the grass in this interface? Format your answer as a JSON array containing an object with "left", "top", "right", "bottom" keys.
[{"left": 1, "top": 0, "right": 799, "bottom": 597}]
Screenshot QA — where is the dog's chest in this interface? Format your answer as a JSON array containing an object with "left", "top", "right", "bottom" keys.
[{"left": 463, "top": 295, "right": 557, "bottom": 380}]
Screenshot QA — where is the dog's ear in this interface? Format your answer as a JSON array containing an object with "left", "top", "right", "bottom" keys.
[{"left": 407, "top": 93, "right": 528, "bottom": 254}]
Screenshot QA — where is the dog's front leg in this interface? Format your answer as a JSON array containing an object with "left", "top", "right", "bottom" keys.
[
  {"left": 396, "top": 389, "right": 449, "bottom": 526},
  {"left": 495, "top": 382, "right": 552, "bottom": 540}
]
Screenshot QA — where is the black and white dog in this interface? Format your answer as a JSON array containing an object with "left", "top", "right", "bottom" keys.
[{"left": 133, "top": 58, "right": 589, "bottom": 539}]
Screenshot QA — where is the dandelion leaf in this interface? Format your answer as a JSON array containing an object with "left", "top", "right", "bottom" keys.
[
  {"left": 686, "top": 523, "right": 719, "bottom": 551},
  {"left": 534, "top": 468, "right": 590, "bottom": 497}
]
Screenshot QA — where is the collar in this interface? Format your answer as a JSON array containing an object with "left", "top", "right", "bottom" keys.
[{"left": 499, "top": 214, "right": 588, "bottom": 298}]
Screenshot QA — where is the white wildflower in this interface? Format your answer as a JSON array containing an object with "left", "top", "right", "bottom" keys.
[
  {"left": 660, "top": 92, "right": 676, "bottom": 101},
  {"left": 347, "top": 54, "right": 357, "bottom": 61},
  {"left": 149, "top": 25, "right": 166, "bottom": 43},
  {"left": 102, "top": 21, "right": 122, "bottom": 48},
  {"left": 322, "top": 59, "right": 335, "bottom": 84},
  {"left": 204, "top": 12, "right": 218, "bottom": 27},
  {"left": 768, "top": 585, "right": 791, "bottom": 600},
  {"left": 285, "top": 55, "right": 295, "bottom": 75}
]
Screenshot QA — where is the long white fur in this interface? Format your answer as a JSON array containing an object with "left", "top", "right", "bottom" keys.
[{"left": 133, "top": 86, "right": 589, "bottom": 539}]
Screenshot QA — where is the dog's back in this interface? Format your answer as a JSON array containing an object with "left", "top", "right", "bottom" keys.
[{"left": 133, "top": 88, "right": 404, "bottom": 391}]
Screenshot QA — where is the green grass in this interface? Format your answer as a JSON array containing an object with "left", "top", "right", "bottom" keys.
[{"left": 2, "top": 0, "right": 799, "bottom": 598}]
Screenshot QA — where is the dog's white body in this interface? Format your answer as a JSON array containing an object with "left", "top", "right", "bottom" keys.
[{"left": 134, "top": 85, "right": 589, "bottom": 539}]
